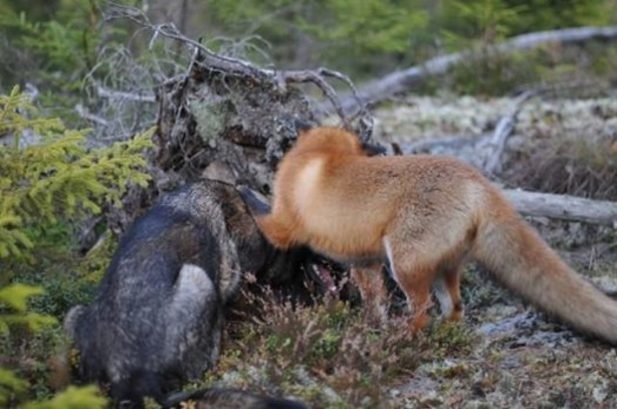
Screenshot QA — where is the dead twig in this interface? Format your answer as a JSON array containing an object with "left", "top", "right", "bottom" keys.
[
  {"left": 75, "top": 103, "right": 110, "bottom": 127},
  {"left": 480, "top": 90, "right": 537, "bottom": 175},
  {"left": 272, "top": 68, "right": 349, "bottom": 127},
  {"left": 105, "top": 2, "right": 365, "bottom": 127},
  {"left": 97, "top": 86, "right": 156, "bottom": 103}
]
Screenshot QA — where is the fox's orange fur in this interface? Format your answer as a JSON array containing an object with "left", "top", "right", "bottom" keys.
[{"left": 258, "top": 126, "right": 617, "bottom": 342}]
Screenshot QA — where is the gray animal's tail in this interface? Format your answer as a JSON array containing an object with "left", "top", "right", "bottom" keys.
[
  {"left": 162, "top": 388, "right": 309, "bottom": 409},
  {"left": 472, "top": 191, "right": 617, "bottom": 344},
  {"left": 238, "top": 185, "right": 271, "bottom": 216},
  {"left": 63, "top": 304, "right": 87, "bottom": 339}
]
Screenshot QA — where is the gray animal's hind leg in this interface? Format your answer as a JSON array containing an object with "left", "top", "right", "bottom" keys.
[{"left": 164, "top": 264, "right": 222, "bottom": 378}]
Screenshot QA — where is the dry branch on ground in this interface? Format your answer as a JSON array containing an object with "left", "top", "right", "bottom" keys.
[{"left": 340, "top": 25, "right": 617, "bottom": 113}]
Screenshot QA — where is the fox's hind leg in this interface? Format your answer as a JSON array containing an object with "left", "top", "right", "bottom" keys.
[
  {"left": 393, "top": 267, "right": 434, "bottom": 333},
  {"left": 444, "top": 266, "right": 464, "bottom": 321},
  {"left": 383, "top": 236, "right": 436, "bottom": 333},
  {"left": 434, "top": 265, "right": 464, "bottom": 322},
  {"left": 351, "top": 265, "right": 388, "bottom": 325}
]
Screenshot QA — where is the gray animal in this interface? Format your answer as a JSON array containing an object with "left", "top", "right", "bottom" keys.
[{"left": 64, "top": 180, "right": 307, "bottom": 409}]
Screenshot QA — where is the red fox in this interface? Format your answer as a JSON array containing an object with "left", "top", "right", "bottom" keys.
[{"left": 257, "top": 126, "right": 617, "bottom": 342}]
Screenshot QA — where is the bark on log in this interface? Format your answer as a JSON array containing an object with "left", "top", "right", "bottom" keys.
[
  {"left": 341, "top": 25, "right": 617, "bottom": 113},
  {"left": 504, "top": 189, "right": 617, "bottom": 227}
]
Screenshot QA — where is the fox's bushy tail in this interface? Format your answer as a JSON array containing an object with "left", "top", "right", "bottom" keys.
[{"left": 472, "top": 191, "right": 617, "bottom": 344}]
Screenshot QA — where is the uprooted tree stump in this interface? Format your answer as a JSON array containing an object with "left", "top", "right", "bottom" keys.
[
  {"left": 92, "top": 6, "right": 381, "bottom": 299},
  {"left": 153, "top": 53, "right": 374, "bottom": 192},
  {"left": 155, "top": 63, "right": 312, "bottom": 188},
  {"left": 148, "top": 53, "right": 373, "bottom": 296}
]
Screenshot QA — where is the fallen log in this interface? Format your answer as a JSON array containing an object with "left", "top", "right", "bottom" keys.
[
  {"left": 341, "top": 25, "right": 617, "bottom": 113},
  {"left": 504, "top": 189, "right": 617, "bottom": 227}
]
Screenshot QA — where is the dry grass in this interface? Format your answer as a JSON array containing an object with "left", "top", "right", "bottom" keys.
[
  {"left": 507, "top": 135, "right": 617, "bottom": 200},
  {"left": 199, "top": 287, "right": 475, "bottom": 408}
]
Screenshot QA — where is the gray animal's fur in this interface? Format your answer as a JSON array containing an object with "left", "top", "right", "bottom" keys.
[{"left": 64, "top": 180, "right": 292, "bottom": 408}]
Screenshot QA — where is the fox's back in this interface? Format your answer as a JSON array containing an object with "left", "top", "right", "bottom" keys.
[
  {"left": 294, "top": 153, "right": 488, "bottom": 215},
  {"left": 278, "top": 151, "right": 490, "bottom": 259}
]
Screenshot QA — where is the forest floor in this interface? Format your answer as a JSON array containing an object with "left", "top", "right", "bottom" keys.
[
  {"left": 203, "top": 96, "right": 617, "bottom": 409},
  {"left": 4, "top": 96, "right": 617, "bottom": 409}
]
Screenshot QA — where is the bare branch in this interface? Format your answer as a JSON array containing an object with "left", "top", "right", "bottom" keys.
[
  {"left": 272, "top": 69, "right": 349, "bottom": 128},
  {"left": 480, "top": 90, "right": 537, "bottom": 175},
  {"left": 75, "top": 104, "right": 110, "bottom": 127},
  {"left": 97, "top": 86, "right": 156, "bottom": 103},
  {"left": 342, "top": 25, "right": 617, "bottom": 113},
  {"left": 105, "top": 2, "right": 365, "bottom": 126}
]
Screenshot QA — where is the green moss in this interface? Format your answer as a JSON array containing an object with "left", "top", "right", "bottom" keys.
[
  {"left": 426, "top": 321, "right": 475, "bottom": 357},
  {"left": 190, "top": 99, "right": 231, "bottom": 148}
]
